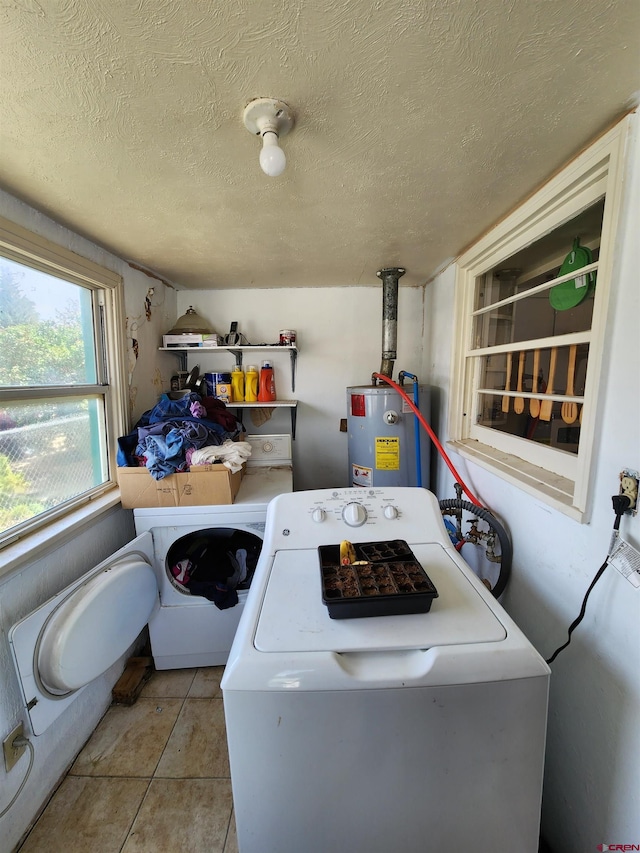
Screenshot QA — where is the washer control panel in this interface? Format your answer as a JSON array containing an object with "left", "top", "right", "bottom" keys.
[
  {"left": 268, "top": 487, "right": 448, "bottom": 551},
  {"left": 302, "top": 489, "right": 402, "bottom": 531},
  {"left": 306, "top": 489, "right": 401, "bottom": 525}
]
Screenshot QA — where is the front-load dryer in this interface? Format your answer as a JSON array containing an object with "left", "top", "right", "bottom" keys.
[{"left": 133, "top": 434, "right": 293, "bottom": 670}]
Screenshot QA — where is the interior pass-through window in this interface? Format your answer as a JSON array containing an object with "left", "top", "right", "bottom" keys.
[{"left": 448, "top": 115, "right": 632, "bottom": 520}]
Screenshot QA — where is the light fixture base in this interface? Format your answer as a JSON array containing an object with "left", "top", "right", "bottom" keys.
[{"left": 243, "top": 98, "right": 294, "bottom": 138}]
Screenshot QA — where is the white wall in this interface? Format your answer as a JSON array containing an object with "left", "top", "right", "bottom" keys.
[
  {"left": 0, "top": 189, "right": 177, "bottom": 851},
  {"left": 175, "top": 286, "right": 429, "bottom": 490},
  {"left": 427, "top": 118, "right": 640, "bottom": 852}
]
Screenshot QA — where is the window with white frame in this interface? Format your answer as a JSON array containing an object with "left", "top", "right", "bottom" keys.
[
  {"left": 0, "top": 216, "right": 128, "bottom": 548},
  {"left": 448, "top": 116, "right": 631, "bottom": 520}
]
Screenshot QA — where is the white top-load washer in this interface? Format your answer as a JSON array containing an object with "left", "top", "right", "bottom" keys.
[
  {"left": 133, "top": 434, "right": 293, "bottom": 669},
  {"left": 222, "top": 486, "right": 550, "bottom": 853}
]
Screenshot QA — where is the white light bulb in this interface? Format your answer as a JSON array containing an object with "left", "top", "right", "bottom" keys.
[{"left": 259, "top": 131, "right": 286, "bottom": 177}]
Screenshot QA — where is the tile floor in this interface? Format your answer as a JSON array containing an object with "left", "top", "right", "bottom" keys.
[{"left": 18, "top": 667, "right": 238, "bottom": 853}]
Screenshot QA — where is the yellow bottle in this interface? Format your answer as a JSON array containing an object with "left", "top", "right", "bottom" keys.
[
  {"left": 245, "top": 365, "right": 259, "bottom": 402},
  {"left": 231, "top": 367, "right": 245, "bottom": 402}
]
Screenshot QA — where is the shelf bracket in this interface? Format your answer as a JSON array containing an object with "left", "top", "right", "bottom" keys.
[
  {"left": 290, "top": 348, "right": 297, "bottom": 393},
  {"left": 227, "top": 348, "right": 243, "bottom": 368}
]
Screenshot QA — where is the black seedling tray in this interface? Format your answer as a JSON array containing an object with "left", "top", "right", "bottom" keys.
[
  {"left": 318, "top": 540, "right": 438, "bottom": 619},
  {"left": 357, "top": 539, "right": 415, "bottom": 562}
]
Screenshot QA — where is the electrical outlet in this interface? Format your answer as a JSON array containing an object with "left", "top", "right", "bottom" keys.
[
  {"left": 3, "top": 723, "right": 26, "bottom": 772},
  {"left": 619, "top": 469, "right": 639, "bottom": 515}
]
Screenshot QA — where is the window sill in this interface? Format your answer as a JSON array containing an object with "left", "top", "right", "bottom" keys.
[
  {"left": 0, "top": 488, "right": 125, "bottom": 581},
  {"left": 448, "top": 439, "right": 585, "bottom": 523}
]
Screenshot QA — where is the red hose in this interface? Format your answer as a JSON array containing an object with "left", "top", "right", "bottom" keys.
[{"left": 373, "top": 373, "right": 483, "bottom": 507}]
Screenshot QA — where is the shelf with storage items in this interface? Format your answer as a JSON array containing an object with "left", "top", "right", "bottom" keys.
[
  {"left": 159, "top": 345, "right": 297, "bottom": 390},
  {"left": 159, "top": 345, "right": 299, "bottom": 437}
]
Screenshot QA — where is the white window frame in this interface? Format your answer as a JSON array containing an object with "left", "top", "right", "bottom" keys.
[
  {"left": 448, "top": 115, "right": 632, "bottom": 521},
  {"left": 0, "top": 215, "right": 128, "bottom": 551}
]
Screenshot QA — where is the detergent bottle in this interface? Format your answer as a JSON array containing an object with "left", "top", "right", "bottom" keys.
[
  {"left": 244, "top": 365, "right": 259, "bottom": 402},
  {"left": 258, "top": 361, "right": 277, "bottom": 402},
  {"left": 231, "top": 366, "right": 245, "bottom": 402}
]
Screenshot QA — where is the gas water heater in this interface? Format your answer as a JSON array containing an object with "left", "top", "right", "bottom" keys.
[{"left": 347, "top": 383, "right": 431, "bottom": 489}]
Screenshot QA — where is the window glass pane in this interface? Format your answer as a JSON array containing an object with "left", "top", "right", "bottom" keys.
[
  {"left": 475, "top": 200, "right": 604, "bottom": 308},
  {"left": 476, "top": 343, "right": 588, "bottom": 456},
  {"left": 473, "top": 199, "right": 603, "bottom": 349},
  {"left": 473, "top": 267, "right": 596, "bottom": 348},
  {"left": 479, "top": 344, "right": 588, "bottom": 394},
  {"left": 0, "top": 397, "right": 107, "bottom": 537},
  {"left": 477, "top": 393, "right": 581, "bottom": 454},
  {"left": 0, "top": 257, "right": 97, "bottom": 386}
]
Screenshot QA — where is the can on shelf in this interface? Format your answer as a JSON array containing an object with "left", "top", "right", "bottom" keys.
[
  {"left": 204, "top": 372, "right": 232, "bottom": 398},
  {"left": 279, "top": 329, "right": 296, "bottom": 346}
]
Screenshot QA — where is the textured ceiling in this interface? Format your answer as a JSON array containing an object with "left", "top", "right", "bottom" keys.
[{"left": 1, "top": 0, "right": 639, "bottom": 289}]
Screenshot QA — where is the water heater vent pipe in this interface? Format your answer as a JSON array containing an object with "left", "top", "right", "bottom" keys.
[{"left": 376, "top": 267, "right": 405, "bottom": 379}]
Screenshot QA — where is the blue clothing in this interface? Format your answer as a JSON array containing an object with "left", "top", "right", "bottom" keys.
[{"left": 117, "top": 393, "right": 242, "bottom": 479}]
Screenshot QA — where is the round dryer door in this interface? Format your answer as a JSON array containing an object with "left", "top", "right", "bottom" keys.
[{"left": 37, "top": 556, "right": 157, "bottom": 694}]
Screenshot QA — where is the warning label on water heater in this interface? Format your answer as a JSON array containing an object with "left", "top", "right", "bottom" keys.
[
  {"left": 375, "top": 436, "right": 400, "bottom": 470},
  {"left": 352, "top": 464, "right": 372, "bottom": 487}
]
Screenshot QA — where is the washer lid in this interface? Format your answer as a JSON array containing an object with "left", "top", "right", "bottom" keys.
[
  {"left": 254, "top": 544, "right": 506, "bottom": 654},
  {"left": 37, "top": 556, "right": 157, "bottom": 693}
]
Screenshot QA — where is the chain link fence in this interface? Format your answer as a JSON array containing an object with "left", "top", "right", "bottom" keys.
[{"left": 0, "top": 413, "right": 104, "bottom": 536}]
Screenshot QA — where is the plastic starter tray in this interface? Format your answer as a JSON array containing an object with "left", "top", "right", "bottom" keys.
[{"left": 318, "top": 539, "right": 438, "bottom": 619}]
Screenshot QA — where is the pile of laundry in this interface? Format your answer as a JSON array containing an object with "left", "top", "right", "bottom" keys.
[
  {"left": 117, "top": 392, "right": 250, "bottom": 480},
  {"left": 170, "top": 532, "right": 258, "bottom": 610}
]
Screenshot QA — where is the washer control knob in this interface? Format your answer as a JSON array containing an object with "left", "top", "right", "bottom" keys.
[
  {"left": 262, "top": 441, "right": 274, "bottom": 453},
  {"left": 342, "top": 502, "right": 368, "bottom": 527},
  {"left": 383, "top": 505, "right": 399, "bottom": 520},
  {"left": 311, "top": 508, "right": 326, "bottom": 523}
]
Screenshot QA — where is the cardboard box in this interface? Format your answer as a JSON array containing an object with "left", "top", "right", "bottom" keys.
[
  {"left": 118, "top": 463, "right": 244, "bottom": 508},
  {"left": 215, "top": 382, "right": 232, "bottom": 403}
]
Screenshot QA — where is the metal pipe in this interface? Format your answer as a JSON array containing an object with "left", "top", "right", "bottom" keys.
[
  {"left": 399, "top": 370, "right": 422, "bottom": 487},
  {"left": 376, "top": 267, "right": 405, "bottom": 379}
]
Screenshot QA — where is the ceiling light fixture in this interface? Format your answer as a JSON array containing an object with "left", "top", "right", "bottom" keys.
[{"left": 243, "top": 98, "right": 294, "bottom": 178}]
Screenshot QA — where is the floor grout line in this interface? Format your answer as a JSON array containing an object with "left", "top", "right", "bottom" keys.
[
  {"left": 148, "top": 692, "right": 188, "bottom": 780},
  {"left": 120, "top": 683, "right": 188, "bottom": 851},
  {"left": 222, "top": 806, "right": 234, "bottom": 852},
  {"left": 118, "top": 778, "right": 152, "bottom": 853},
  {"left": 150, "top": 774, "right": 232, "bottom": 780}
]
